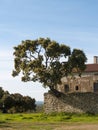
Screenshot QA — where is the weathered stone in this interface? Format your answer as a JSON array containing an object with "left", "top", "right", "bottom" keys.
[{"left": 44, "top": 92, "right": 98, "bottom": 114}]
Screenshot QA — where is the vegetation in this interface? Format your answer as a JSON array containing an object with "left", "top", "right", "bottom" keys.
[
  {"left": 12, "top": 38, "right": 87, "bottom": 97},
  {"left": 0, "top": 87, "right": 36, "bottom": 113},
  {"left": 0, "top": 113, "right": 98, "bottom": 130},
  {"left": 1, "top": 112, "right": 98, "bottom": 123}
]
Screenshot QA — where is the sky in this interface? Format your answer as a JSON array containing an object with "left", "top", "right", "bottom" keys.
[{"left": 0, "top": 0, "right": 98, "bottom": 101}]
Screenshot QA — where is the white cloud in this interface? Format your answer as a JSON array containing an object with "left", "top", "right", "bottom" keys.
[
  {"left": 0, "top": 76, "right": 48, "bottom": 101},
  {"left": 0, "top": 49, "right": 13, "bottom": 60}
]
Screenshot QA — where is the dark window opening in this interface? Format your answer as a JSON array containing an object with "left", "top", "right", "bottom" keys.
[
  {"left": 64, "top": 84, "right": 69, "bottom": 93},
  {"left": 94, "top": 83, "right": 98, "bottom": 92},
  {"left": 75, "top": 86, "right": 79, "bottom": 91}
]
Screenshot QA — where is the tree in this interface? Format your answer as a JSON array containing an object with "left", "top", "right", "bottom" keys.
[
  {"left": 12, "top": 38, "right": 87, "bottom": 97},
  {"left": 0, "top": 87, "right": 4, "bottom": 99},
  {"left": 2, "top": 94, "right": 14, "bottom": 112},
  {"left": 23, "top": 96, "right": 36, "bottom": 111},
  {"left": 0, "top": 87, "right": 36, "bottom": 113}
]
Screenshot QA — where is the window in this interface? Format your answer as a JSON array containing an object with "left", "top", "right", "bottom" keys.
[
  {"left": 64, "top": 84, "right": 69, "bottom": 93},
  {"left": 75, "top": 86, "right": 79, "bottom": 91},
  {"left": 94, "top": 83, "right": 98, "bottom": 92}
]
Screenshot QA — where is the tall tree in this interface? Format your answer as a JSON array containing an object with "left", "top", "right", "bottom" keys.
[{"left": 12, "top": 38, "right": 87, "bottom": 96}]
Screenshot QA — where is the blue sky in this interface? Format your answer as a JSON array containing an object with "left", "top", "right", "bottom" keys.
[{"left": 0, "top": 0, "right": 98, "bottom": 101}]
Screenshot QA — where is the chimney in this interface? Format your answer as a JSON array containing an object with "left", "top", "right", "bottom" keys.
[{"left": 94, "top": 56, "right": 98, "bottom": 64}]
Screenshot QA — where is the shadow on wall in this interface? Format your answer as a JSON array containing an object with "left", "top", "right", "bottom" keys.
[{"left": 44, "top": 91, "right": 98, "bottom": 114}]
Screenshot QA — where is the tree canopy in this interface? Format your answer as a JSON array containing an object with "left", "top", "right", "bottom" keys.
[
  {"left": 12, "top": 38, "right": 87, "bottom": 96},
  {"left": 0, "top": 87, "right": 36, "bottom": 113}
]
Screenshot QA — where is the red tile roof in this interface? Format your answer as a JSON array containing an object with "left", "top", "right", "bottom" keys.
[{"left": 85, "top": 64, "right": 98, "bottom": 72}]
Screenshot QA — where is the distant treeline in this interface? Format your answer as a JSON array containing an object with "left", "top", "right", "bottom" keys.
[{"left": 0, "top": 87, "right": 36, "bottom": 113}]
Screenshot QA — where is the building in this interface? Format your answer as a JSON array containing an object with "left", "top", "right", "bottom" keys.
[
  {"left": 56, "top": 56, "right": 98, "bottom": 94},
  {"left": 44, "top": 56, "right": 98, "bottom": 114}
]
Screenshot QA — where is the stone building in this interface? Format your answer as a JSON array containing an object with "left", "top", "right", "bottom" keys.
[
  {"left": 44, "top": 56, "right": 98, "bottom": 114},
  {"left": 56, "top": 56, "right": 98, "bottom": 94}
]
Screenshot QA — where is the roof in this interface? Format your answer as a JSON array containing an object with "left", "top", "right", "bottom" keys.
[{"left": 85, "top": 64, "right": 98, "bottom": 72}]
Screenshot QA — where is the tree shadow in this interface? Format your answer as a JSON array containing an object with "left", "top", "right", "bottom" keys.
[{"left": 47, "top": 91, "right": 98, "bottom": 114}]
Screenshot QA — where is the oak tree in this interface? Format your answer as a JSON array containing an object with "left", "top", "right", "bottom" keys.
[{"left": 12, "top": 38, "right": 87, "bottom": 96}]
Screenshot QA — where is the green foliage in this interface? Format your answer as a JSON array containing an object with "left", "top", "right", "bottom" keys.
[
  {"left": 68, "top": 49, "right": 87, "bottom": 75},
  {"left": 0, "top": 87, "right": 36, "bottom": 113},
  {"left": 12, "top": 38, "right": 87, "bottom": 94}
]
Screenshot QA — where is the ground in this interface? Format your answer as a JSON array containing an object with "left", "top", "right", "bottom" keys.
[
  {"left": 0, "top": 123, "right": 98, "bottom": 130},
  {"left": 55, "top": 124, "right": 98, "bottom": 130}
]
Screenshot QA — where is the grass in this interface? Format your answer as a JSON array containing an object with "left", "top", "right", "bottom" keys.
[
  {"left": 0, "top": 112, "right": 98, "bottom": 123},
  {"left": 0, "top": 112, "right": 98, "bottom": 129}
]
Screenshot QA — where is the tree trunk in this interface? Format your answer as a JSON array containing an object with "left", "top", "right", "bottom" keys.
[{"left": 49, "top": 86, "right": 61, "bottom": 97}]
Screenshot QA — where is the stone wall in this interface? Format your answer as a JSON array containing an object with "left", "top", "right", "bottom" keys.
[{"left": 44, "top": 92, "right": 98, "bottom": 114}]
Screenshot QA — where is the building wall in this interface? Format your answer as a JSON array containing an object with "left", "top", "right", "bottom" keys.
[
  {"left": 56, "top": 75, "right": 98, "bottom": 93},
  {"left": 44, "top": 92, "right": 98, "bottom": 114},
  {"left": 44, "top": 74, "right": 98, "bottom": 114}
]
